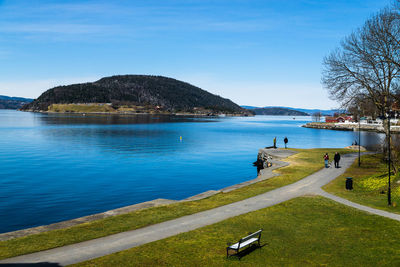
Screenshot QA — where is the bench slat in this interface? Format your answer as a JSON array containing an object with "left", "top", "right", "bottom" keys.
[
  {"left": 241, "top": 230, "right": 262, "bottom": 242},
  {"left": 229, "top": 237, "right": 258, "bottom": 250}
]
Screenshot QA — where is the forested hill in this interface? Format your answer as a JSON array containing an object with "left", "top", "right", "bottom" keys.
[
  {"left": 252, "top": 107, "right": 309, "bottom": 116},
  {"left": 22, "top": 75, "right": 250, "bottom": 115},
  {"left": 0, "top": 95, "right": 33, "bottom": 109}
]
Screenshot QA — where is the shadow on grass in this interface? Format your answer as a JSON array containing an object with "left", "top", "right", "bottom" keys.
[{"left": 227, "top": 243, "right": 267, "bottom": 260}]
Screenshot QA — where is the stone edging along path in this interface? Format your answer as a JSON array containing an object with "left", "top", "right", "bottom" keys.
[
  {"left": 3, "top": 150, "right": 400, "bottom": 266},
  {"left": 0, "top": 148, "right": 294, "bottom": 242}
]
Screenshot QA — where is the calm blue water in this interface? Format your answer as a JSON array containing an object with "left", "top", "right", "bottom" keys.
[{"left": 0, "top": 110, "right": 383, "bottom": 233}]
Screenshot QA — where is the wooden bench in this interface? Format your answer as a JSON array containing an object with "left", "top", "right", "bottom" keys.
[{"left": 226, "top": 229, "right": 262, "bottom": 258}]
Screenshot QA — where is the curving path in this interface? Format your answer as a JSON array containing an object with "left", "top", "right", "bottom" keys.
[{"left": 2, "top": 152, "right": 400, "bottom": 266}]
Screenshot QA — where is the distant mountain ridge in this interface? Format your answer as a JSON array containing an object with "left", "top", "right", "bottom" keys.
[
  {"left": 251, "top": 107, "right": 308, "bottom": 116},
  {"left": 242, "top": 106, "right": 342, "bottom": 116},
  {"left": 22, "top": 75, "right": 251, "bottom": 115},
  {"left": 0, "top": 95, "right": 33, "bottom": 109}
]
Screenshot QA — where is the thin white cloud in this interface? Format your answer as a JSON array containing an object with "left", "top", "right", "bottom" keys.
[
  {"left": 204, "top": 20, "right": 273, "bottom": 32},
  {"left": 0, "top": 23, "right": 115, "bottom": 34},
  {"left": 0, "top": 1, "right": 125, "bottom": 17},
  {"left": 0, "top": 49, "right": 11, "bottom": 58},
  {"left": 38, "top": 3, "right": 120, "bottom": 14}
]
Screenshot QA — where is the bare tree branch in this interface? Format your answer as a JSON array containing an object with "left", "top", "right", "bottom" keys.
[{"left": 322, "top": 8, "right": 400, "bottom": 120}]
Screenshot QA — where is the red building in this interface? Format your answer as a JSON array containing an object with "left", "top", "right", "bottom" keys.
[{"left": 325, "top": 116, "right": 353, "bottom": 123}]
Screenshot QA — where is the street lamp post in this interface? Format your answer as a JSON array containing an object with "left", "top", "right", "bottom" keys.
[
  {"left": 358, "top": 112, "right": 361, "bottom": 167},
  {"left": 388, "top": 114, "right": 392, "bottom": 206}
]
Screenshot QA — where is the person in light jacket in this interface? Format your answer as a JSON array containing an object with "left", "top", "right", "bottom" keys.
[{"left": 323, "top": 153, "right": 329, "bottom": 168}]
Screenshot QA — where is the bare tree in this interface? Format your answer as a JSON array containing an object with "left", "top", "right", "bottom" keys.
[
  {"left": 322, "top": 9, "right": 400, "bottom": 120},
  {"left": 347, "top": 96, "right": 380, "bottom": 120},
  {"left": 322, "top": 6, "right": 400, "bottom": 198},
  {"left": 312, "top": 112, "right": 322, "bottom": 122}
]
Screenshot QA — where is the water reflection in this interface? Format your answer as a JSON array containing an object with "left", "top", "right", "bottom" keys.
[
  {"left": 34, "top": 113, "right": 216, "bottom": 125},
  {"left": 360, "top": 131, "right": 385, "bottom": 150}
]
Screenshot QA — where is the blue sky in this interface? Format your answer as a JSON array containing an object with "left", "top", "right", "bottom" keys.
[{"left": 0, "top": 0, "right": 393, "bottom": 108}]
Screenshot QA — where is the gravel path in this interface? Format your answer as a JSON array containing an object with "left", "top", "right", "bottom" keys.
[{"left": 2, "top": 151, "right": 398, "bottom": 266}]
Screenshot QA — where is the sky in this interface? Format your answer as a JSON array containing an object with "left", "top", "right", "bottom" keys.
[{"left": 0, "top": 0, "right": 394, "bottom": 109}]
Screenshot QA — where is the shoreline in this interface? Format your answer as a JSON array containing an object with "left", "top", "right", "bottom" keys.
[
  {"left": 0, "top": 148, "right": 295, "bottom": 241},
  {"left": 20, "top": 110, "right": 253, "bottom": 117},
  {"left": 302, "top": 122, "right": 400, "bottom": 134}
]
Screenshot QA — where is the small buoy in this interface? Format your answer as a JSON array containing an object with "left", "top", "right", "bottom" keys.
[{"left": 180, "top": 136, "right": 182, "bottom": 141}]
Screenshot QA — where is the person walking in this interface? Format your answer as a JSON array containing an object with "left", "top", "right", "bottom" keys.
[
  {"left": 273, "top": 136, "right": 277, "bottom": 148},
  {"left": 334, "top": 152, "right": 341, "bottom": 168},
  {"left": 284, "top": 137, "right": 288, "bottom": 149},
  {"left": 323, "top": 153, "right": 329, "bottom": 168}
]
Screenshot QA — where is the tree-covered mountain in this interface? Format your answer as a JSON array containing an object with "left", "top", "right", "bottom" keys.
[
  {"left": 251, "top": 107, "right": 309, "bottom": 116},
  {"left": 0, "top": 95, "right": 33, "bottom": 109},
  {"left": 241, "top": 105, "right": 342, "bottom": 116},
  {"left": 22, "top": 75, "right": 250, "bottom": 115}
]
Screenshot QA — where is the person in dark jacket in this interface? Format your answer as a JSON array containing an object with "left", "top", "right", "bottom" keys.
[
  {"left": 334, "top": 152, "right": 341, "bottom": 168},
  {"left": 253, "top": 154, "right": 265, "bottom": 175},
  {"left": 284, "top": 137, "right": 288, "bottom": 148},
  {"left": 253, "top": 158, "right": 264, "bottom": 175}
]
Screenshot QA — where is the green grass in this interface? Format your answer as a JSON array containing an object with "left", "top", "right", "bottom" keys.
[
  {"left": 74, "top": 196, "right": 400, "bottom": 267},
  {"left": 0, "top": 148, "right": 353, "bottom": 260},
  {"left": 323, "top": 153, "right": 400, "bottom": 213},
  {"left": 47, "top": 104, "right": 164, "bottom": 114},
  {"left": 48, "top": 104, "right": 116, "bottom": 113}
]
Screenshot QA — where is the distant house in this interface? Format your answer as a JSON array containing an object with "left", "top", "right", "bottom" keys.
[
  {"left": 360, "top": 116, "right": 369, "bottom": 124},
  {"left": 325, "top": 116, "right": 353, "bottom": 123}
]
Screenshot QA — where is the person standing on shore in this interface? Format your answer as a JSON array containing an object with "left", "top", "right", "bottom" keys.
[
  {"left": 253, "top": 156, "right": 264, "bottom": 175},
  {"left": 273, "top": 137, "right": 277, "bottom": 148},
  {"left": 284, "top": 137, "right": 288, "bottom": 149},
  {"left": 334, "top": 152, "right": 341, "bottom": 168},
  {"left": 323, "top": 153, "right": 329, "bottom": 168}
]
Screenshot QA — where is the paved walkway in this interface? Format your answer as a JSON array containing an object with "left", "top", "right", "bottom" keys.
[
  {"left": 2, "top": 152, "right": 399, "bottom": 266},
  {"left": 317, "top": 190, "right": 400, "bottom": 221}
]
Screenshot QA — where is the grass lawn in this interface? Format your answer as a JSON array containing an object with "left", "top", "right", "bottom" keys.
[
  {"left": 0, "top": 148, "right": 353, "bottom": 259},
  {"left": 74, "top": 196, "right": 400, "bottom": 267},
  {"left": 323, "top": 153, "right": 400, "bottom": 213}
]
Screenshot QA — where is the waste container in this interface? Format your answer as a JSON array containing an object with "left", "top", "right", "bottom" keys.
[{"left": 346, "top": 177, "right": 353, "bottom": 190}]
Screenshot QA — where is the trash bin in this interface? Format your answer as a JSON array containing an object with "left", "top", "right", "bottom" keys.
[{"left": 346, "top": 177, "right": 353, "bottom": 190}]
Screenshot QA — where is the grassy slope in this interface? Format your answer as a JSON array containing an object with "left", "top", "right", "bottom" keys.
[
  {"left": 74, "top": 196, "right": 400, "bottom": 267},
  {"left": 48, "top": 104, "right": 117, "bottom": 113},
  {"left": 0, "top": 148, "right": 352, "bottom": 259},
  {"left": 323, "top": 153, "right": 400, "bottom": 213}
]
